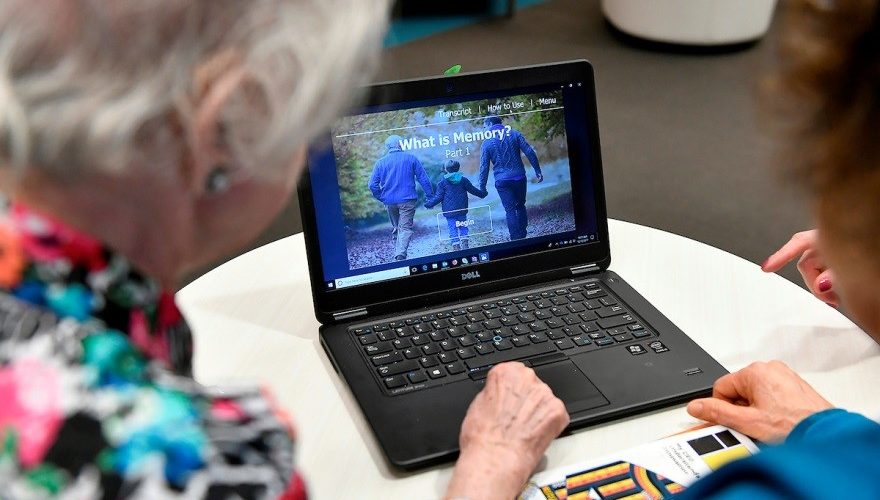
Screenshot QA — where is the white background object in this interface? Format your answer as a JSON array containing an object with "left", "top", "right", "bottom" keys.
[
  {"left": 602, "top": 0, "right": 778, "bottom": 45},
  {"left": 179, "top": 219, "right": 880, "bottom": 499}
]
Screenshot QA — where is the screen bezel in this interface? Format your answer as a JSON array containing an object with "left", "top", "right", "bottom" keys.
[{"left": 298, "top": 60, "right": 611, "bottom": 323}]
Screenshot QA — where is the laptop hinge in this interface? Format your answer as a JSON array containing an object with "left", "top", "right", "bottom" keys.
[
  {"left": 332, "top": 308, "right": 368, "bottom": 322},
  {"left": 570, "top": 263, "right": 600, "bottom": 276}
]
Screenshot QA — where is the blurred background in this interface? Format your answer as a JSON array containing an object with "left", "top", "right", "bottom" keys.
[{"left": 186, "top": 0, "right": 811, "bottom": 291}]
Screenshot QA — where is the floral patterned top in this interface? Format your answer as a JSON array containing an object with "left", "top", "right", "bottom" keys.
[{"left": 0, "top": 204, "right": 307, "bottom": 499}]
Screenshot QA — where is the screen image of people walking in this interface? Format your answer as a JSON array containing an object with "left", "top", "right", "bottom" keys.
[{"left": 308, "top": 85, "right": 600, "bottom": 289}]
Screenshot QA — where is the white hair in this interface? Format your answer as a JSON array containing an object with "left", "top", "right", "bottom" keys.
[{"left": 0, "top": 0, "right": 389, "bottom": 178}]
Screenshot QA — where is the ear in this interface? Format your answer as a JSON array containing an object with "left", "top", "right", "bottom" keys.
[{"left": 186, "top": 51, "right": 246, "bottom": 195}]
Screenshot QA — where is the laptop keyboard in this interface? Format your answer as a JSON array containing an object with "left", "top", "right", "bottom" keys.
[{"left": 349, "top": 279, "right": 656, "bottom": 396}]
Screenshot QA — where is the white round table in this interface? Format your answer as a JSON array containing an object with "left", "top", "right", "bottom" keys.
[{"left": 177, "top": 219, "right": 880, "bottom": 499}]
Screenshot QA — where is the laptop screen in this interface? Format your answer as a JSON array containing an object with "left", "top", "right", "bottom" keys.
[{"left": 307, "top": 80, "right": 601, "bottom": 291}]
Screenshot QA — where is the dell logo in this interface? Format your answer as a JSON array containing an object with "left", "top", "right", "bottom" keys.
[{"left": 461, "top": 271, "right": 482, "bottom": 281}]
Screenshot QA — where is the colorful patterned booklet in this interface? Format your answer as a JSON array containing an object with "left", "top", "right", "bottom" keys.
[{"left": 520, "top": 425, "right": 759, "bottom": 500}]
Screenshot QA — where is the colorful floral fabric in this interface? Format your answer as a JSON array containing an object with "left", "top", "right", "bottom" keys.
[{"left": 0, "top": 204, "right": 307, "bottom": 499}]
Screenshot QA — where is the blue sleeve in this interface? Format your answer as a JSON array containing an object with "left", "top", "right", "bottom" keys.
[
  {"left": 425, "top": 181, "right": 443, "bottom": 208},
  {"left": 414, "top": 159, "right": 434, "bottom": 198},
  {"left": 677, "top": 410, "right": 880, "bottom": 500},
  {"left": 369, "top": 161, "right": 383, "bottom": 200},
  {"left": 479, "top": 142, "right": 491, "bottom": 190},
  {"left": 518, "top": 133, "right": 540, "bottom": 175},
  {"left": 464, "top": 178, "right": 487, "bottom": 198}
]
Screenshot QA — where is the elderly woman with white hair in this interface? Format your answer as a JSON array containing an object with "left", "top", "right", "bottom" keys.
[{"left": 0, "top": 1, "right": 569, "bottom": 499}]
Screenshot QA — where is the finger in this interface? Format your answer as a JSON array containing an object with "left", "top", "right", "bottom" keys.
[
  {"left": 711, "top": 372, "right": 749, "bottom": 403},
  {"left": 812, "top": 269, "right": 840, "bottom": 307},
  {"left": 762, "top": 231, "right": 815, "bottom": 272},
  {"left": 687, "top": 397, "right": 762, "bottom": 433}
]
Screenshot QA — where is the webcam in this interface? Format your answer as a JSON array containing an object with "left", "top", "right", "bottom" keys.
[{"left": 445, "top": 82, "right": 454, "bottom": 93}]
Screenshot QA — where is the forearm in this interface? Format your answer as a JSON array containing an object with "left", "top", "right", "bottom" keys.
[{"left": 445, "top": 447, "right": 531, "bottom": 500}]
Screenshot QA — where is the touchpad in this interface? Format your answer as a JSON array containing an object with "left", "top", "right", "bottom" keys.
[{"left": 534, "top": 360, "right": 609, "bottom": 414}]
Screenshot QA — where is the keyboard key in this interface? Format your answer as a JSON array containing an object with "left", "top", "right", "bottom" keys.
[
  {"left": 395, "top": 326, "right": 414, "bottom": 337},
  {"left": 596, "top": 337, "right": 614, "bottom": 346},
  {"left": 633, "top": 330, "right": 652, "bottom": 338},
  {"left": 384, "top": 375, "right": 407, "bottom": 389},
  {"left": 449, "top": 317, "right": 468, "bottom": 326},
  {"left": 566, "top": 303, "right": 586, "bottom": 313},
  {"left": 511, "top": 324, "right": 530, "bottom": 336},
  {"left": 481, "top": 303, "right": 497, "bottom": 310},
  {"left": 465, "top": 323, "right": 484, "bottom": 334},
  {"left": 578, "top": 311, "right": 597, "bottom": 322},
  {"left": 584, "top": 282, "right": 599, "bottom": 289},
  {"left": 554, "top": 339, "right": 574, "bottom": 350},
  {"left": 432, "top": 319, "right": 450, "bottom": 329},
  {"left": 436, "top": 311, "right": 451, "bottom": 319},
  {"left": 467, "top": 305, "right": 481, "bottom": 313},
  {"left": 555, "top": 289, "right": 568, "bottom": 295},
  {"left": 364, "top": 342, "right": 392, "bottom": 355},
  {"left": 439, "top": 339, "right": 457, "bottom": 351},
  {"left": 420, "top": 314, "right": 436, "bottom": 322},
  {"left": 599, "top": 297, "right": 617, "bottom": 306},
  {"left": 405, "top": 318, "right": 421, "bottom": 325},
  {"left": 494, "top": 339, "right": 513, "bottom": 351},
  {"left": 353, "top": 327, "right": 372, "bottom": 335},
  {"left": 496, "top": 300, "right": 512, "bottom": 307},
  {"left": 484, "top": 309, "right": 502, "bottom": 319},
  {"left": 535, "top": 310, "right": 553, "bottom": 320},
  {"left": 429, "top": 330, "right": 447, "bottom": 341},
  {"left": 483, "top": 319, "right": 502, "bottom": 330},
  {"left": 614, "top": 333, "right": 633, "bottom": 342},
  {"left": 447, "top": 326, "right": 466, "bottom": 337},
  {"left": 607, "top": 327, "right": 628, "bottom": 336},
  {"left": 459, "top": 335, "right": 477, "bottom": 347},
  {"left": 402, "top": 348, "right": 420, "bottom": 359},
  {"left": 528, "top": 333, "right": 549, "bottom": 343},
  {"left": 456, "top": 347, "right": 477, "bottom": 359},
  {"left": 517, "top": 313, "right": 536, "bottom": 323},
  {"left": 414, "top": 324, "right": 433, "bottom": 334},
  {"left": 452, "top": 308, "right": 467, "bottom": 316},
  {"left": 359, "top": 334, "right": 377, "bottom": 345},
  {"left": 569, "top": 285, "right": 584, "bottom": 292},
  {"left": 517, "top": 303, "right": 535, "bottom": 312},
  {"left": 628, "top": 323, "right": 645, "bottom": 331},
  {"left": 371, "top": 352, "right": 402, "bottom": 366},
  {"left": 511, "top": 336, "right": 530, "bottom": 347},
  {"left": 476, "top": 332, "right": 495, "bottom": 342},
  {"left": 562, "top": 315, "right": 579, "bottom": 325},
  {"left": 446, "top": 362, "right": 466, "bottom": 375},
  {"left": 512, "top": 297, "right": 526, "bottom": 304},
  {"left": 545, "top": 318, "right": 563, "bottom": 329},
  {"left": 596, "top": 306, "right": 624, "bottom": 318},
  {"left": 584, "top": 288, "right": 606, "bottom": 298},
  {"left": 464, "top": 342, "right": 556, "bottom": 370},
  {"left": 377, "top": 360, "right": 418, "bottom": 377},
  {"left": 567, "top": 293, "right": 585, "bottom": 302},
  {"left": 588, "top": 332, "right": 605, "bottom": 340},
  {"left": 580, "top": 322, "right": 599, "bottom": 333},
  {"left": 419, "top": 356, "right": 439, "bottom": 368},
  {"left": 408, "top": 371, "right": 427, "bottom": 384},
  {"left": 389, "top": 321, "right": 406, "bottom": 328},
  {"left": 548, "top": 330, "right": 566, "bottom": 340},
  {"left": 573, "top": 336, "right": 591, "bottom": 346},
  {"left": 550, "top": 296, "right": 568, "bottom": 306},
  {"left": 535, "top": 299, "right": 552, "bottom": 309},
  {"left": 422, "top": 344, "right": 440, "bottom": 355},
  {"left": 372, "top": 324, "right": 390, "bottom": 332},
  {"left": 427, "top": 367, "right": 446, "bottom": 379},
  {"left": 411, "top": 334, "right": 429, "bottom": 346},
  {"left": 597, "top": 314, "right": 635, "bottom": 329},
  {"left": 475, "top": 343, "right": 495, "bottom": 355},
  {"left": 438, "top": 351, "right": 457, "bottom": 363},
  {"left": 585, "top": 299, "right": 602, "bottom": 309},
  {"left": 377, "top": 331, "right": 395, "bottom": 342},
  {"left": 465, "top": 314, "right": 483, "bottom": 324},
  {"left": 528, "top": 321, "right": 548, "bottom": 332},
  {"left": 392, "top": 338, "right": 411, "bottom": 349}
]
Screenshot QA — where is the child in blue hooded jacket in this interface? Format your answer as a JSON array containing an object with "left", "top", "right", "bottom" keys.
[{"left": 425, "top": 160, "right": 488, "bottom": 251}]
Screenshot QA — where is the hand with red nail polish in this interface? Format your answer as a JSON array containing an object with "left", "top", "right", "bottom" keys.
[{"left": 761, "top": 230, "right": 839, "bottom": 307}]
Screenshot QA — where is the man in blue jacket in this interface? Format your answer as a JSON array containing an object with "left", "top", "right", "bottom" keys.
[
  {"left": 478, "top": 116, "right": 542, "bottom": 240},
  {"left": 369, "top": 135, "right": 435, "bottom": 261}
]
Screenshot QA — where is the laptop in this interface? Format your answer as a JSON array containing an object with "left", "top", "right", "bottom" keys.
[{"left": 298, "top": 60, "right": 726, "bottom": 470}]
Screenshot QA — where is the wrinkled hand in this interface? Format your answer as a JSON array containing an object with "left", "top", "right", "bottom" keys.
[
  {"left": 687, "top": 361, "right": 832, "bottom": 443},
  {"left": 445, "top": 362, "right": 569, "bottom": 500},
  {"left": 762, "top": 230, "right": 839, "bottom": 307}
]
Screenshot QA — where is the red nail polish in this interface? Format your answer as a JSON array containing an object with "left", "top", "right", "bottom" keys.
[{"left": 818, "top": 279, "right": 832, "bottom": 292}]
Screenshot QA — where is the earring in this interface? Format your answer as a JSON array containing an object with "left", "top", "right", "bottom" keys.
[{"left": 206, "top": 166, "right": 231, "bottom": 194}]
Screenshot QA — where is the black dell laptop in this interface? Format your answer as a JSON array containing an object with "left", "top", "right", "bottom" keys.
[{"left": 298, "top": 60, "right": 726, "bottom": 470}]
